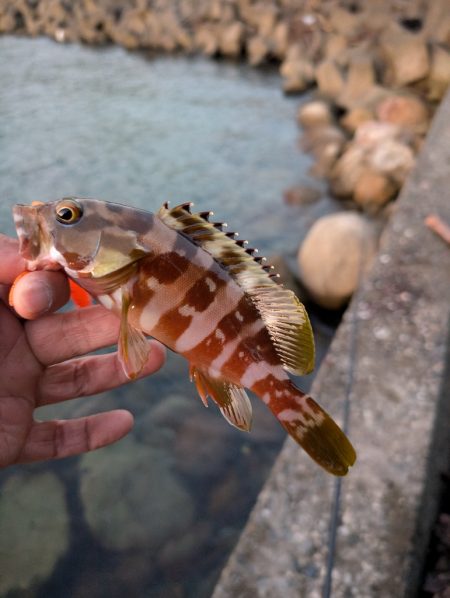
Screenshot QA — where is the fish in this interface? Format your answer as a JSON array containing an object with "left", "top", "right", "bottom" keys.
[{"left": 12, "top": 197, "right": 356, "bottom": 475}]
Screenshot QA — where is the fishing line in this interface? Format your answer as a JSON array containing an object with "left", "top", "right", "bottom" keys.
[{"left": 321, "top": 236, "right": 367, "bottom": 598}]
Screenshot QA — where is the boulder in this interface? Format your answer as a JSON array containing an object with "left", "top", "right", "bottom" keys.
[
  {"left": 376, "top": 94, "right": 429, "bottom": 134},
  {"left": 247, "top": 35, "right": 269, "bottom": 66},
  {"left": 369, "top": 139, "right": 416, "bottom": 186},
  {"left": 329, "top": 145, "right": 367, "bottom": 197},
  {"left": 379, "top": 27, "right": 430, "bottom": 87},
  {"left": 0, "top": 472, "right": 69, "bottom": 594},
  {"left": 80, "top": 437, "right": 195, "bottom": 552},
  {"left": 298, "top": 212, "right": 378, "bottom": 309},
  {"left": 220, "top": 21, "right": 245, "bottom": 57},
  {"left": 340, "top": 106, "right": 374, "bottom": 133},
  {"left": 280, "top": 46, "right": 315, "bottom": 93},
  {"left": 327, "top": 6, "right": 362, "bottom": 38},
  {"left": 315, "top": 59, "right": 345, "bottom": 99},
  {"left": 427, "top": 45, "right": 450, "bottom": 101},
  {"left": 195, "top": 24, "right": 220, "bottom": 56},
  {"left": 297, "top": 100, "right": 334, "bottom": 128},
  {"left": 271, "top": 21, "right": 289, "bottom": 60},
  {"left": 323, "top": 34, "right": 348, "bottom": 63},
  {"left": 303, "top": 125, "right": 347, "bottom": 178},
  {"left": 338, "top": 53, "right": 377, "bottom": 109},
  {"left": 353, "top": 170, "right": 398, "bottom": 212}
]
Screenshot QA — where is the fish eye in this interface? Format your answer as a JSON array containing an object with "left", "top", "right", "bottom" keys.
[{"left": 55, "top": 199, "right": 83, "bottom": 225}]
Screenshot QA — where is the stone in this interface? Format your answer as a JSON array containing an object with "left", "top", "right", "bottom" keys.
[
  {"left": 283, "top": 185, "right": 321, "bottom": 206},
  {"left": 315, "top": 59, "right": 345, "bottom": 99},
  {"left": 271, "top": 21, "right": 289, "bottom": 60},
  {"left": 297, "top": 100, "right": 333, "bottom": 129},
  {"left": 376, "top": 95, "right": 429, "bottom": 134},
  {"left": 303, "top": 125, "right": 347, "bottom": 178},
  {"left": 424, "top": 0, "right": 450, "bottom": 44},
  {"left": 327, "top": 6, "right": 362, "bottom": 38},
  {"left": 298, "top": 212, "right": 378, "bottom": 309},
  {"left": 219, "top": 21, "right": 244, "bottom": 57},
  {"left": 80, "top": 437, "right": 195, "bottom": 552},
  {"left": 323, "top": 34, "right": 348, "bottom": 63},
  {"left": 195, "top": 25, "right": 220, "bottom": 56},
  {"left": 379, "top": 27, "right": 430, "bottom": 87},
  {"left": 329, "top": 145, "right": 367, "bottom": 198},
  {"left": 369, "top": 139, "right": 416, "bottom": 186},
  {"left": 427, "top": 45, "right": 450, "bottom": 101},
  {"left": 247, "top": 35, "right": 269, "bottom": 66},
  {"left": 338, "top": 53, "right": 377, "bottom": 109},
  {"left": 280, "top": 46, "right": 315, "bottom": 93},
  {"left": 340, "top": 106, "right": 374, "bottom": 133},
  {"left": 0, "top": 472, "right": 69, "bottom": 594},
  {"left": 353, "top": 170, "right": 398, "bottom": 212}
]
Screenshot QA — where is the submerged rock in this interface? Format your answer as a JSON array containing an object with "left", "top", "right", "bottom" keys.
[
  {"left": 0, "top": 472, "right": 69, "bottom": 594},
  {"left": 298, "top": 212, "right": 378, "bottom": 309},
  {"left": 80, "top": 437, "right": 195, "bottom": 552}
]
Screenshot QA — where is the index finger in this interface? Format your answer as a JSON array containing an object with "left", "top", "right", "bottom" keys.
[{"left": 0, "top": 234, "right": 26, "bottom": 285}]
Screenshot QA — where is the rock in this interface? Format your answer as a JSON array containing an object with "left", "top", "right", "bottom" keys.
[
  {"left": 379, "top": 27, "right": 430, "bottom": 87},
  {"left": 329, "top": 145, "right": 367, "bottom": 197},
  {"left": 303, "top": 125, "right": 347, "bottom": 178},
  {"left": 427, "top": 45, "right": 450, "bottom": 101},
  {"left": 297, "top": 100, "right": 333, "bottom": 128},
  {"left": 271, "top": 21, "right": 289, "bottom": 60},
  {"left": 195, "top": 24, "right": 220, "bottom": 56},
  {"left": 353, "top": 120, "right": 403, "bottom": 148},
  {"left": 247, "top": 35, "right": 269, "bottom": 66},
  {"left": 327, "top": 7, "right": 362, "bottom": 38},
  {"left": 353, "top": 170, "right": 398, "bottom": 212},
  {"left": 0, "top": 472, "right": 69, "bottom": 594},
  {"left": 315, "top": 59, "right": 345, "bottom": 99},
  {"left": 219, "top": 21, "right": 244, "bottom": 57},
  {"left": 280, "top": 45, "right": 315, "bottom": 93},
  {"left": 424, "top": 0, "right": 450, "bottom": 44},
  {"left": 369, "top": 139, "right": 416, "bottom": 186},
  {"left": 323, "top": 34, "right": 348, "bottom": 63},
  {"left": 174, "top": 409, "right": 238, "bottom": 477},
  {"left": 338, "top": 54, "right": 377, "bottom": 109},
  {"left": 80, "top": 437, "right": 195, "bottom": 552},
  {"left": 158, "top": 522, "right": 211, "bottom": 575},
  {"left": 283, "top": 185, "right": 321, "bottom": 206},
  {"left": 340, "top": 106, "right": 374, "bottom": 133},
  {"left": 298, "top": 212, "right": 378, "bottom": 309},
  {"left": 376, "top": 95, "right": 429, "bottom": 134}
]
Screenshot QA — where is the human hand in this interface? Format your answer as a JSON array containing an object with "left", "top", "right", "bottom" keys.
[{"left": 0, "top": 233, "right": 166, "bottom": 468}]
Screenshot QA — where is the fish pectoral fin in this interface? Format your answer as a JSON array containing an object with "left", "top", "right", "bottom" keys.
[
  {"left": 190, "top": 366, "right": 252, "bottom": 432},
  {"left": 118, "top": 287, "right": 150, "bottom": 379}
]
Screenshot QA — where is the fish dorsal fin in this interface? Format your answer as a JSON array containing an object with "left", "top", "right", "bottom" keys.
[
  {"left": 159, "top": 203, "right": 315, "bottom": 376},
  {"left": 190, "top": 365, "right": 253, "bottom": 432}
]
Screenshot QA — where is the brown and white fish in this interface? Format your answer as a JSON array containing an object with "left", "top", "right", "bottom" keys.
[{"left": 13, "top": 197, "right": 356, "bottom": 475}]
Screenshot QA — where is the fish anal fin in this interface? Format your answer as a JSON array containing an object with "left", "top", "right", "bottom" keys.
[
  {"left": 190, "top": 366, "right": 252, "bottom": 432},
  {"left": 118, "top": 287, "right": 150, "bottom": 379},
  {"left": 69, "top": 279, "right": 93, "bottom": 308}
]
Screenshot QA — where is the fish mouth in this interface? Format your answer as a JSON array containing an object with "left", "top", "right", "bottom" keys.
[{"left": 13, "top": 204, "right": 43, "bottom": 261}]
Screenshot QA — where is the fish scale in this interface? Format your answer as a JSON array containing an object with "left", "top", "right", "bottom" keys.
[{"left": 12, "top": 197, "right": 356, "bottom": 476}]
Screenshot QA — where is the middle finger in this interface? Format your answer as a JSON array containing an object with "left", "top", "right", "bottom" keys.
[{"left": 26, "top": 304, "right": 121, "bottom": 366}]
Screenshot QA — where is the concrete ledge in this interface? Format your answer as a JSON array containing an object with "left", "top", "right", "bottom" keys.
[{"left": 213, "top": 90, "right": 450, "bottom": 598}]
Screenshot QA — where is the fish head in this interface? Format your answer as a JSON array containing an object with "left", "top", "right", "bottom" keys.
[{"left": 13, "top": 197, "right": 153, "bottom": 278}]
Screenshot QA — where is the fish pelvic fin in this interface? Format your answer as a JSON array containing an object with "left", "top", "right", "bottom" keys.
[
  {"left": 69, "top": 278, "right": 93, "bottom": 308},
  {"left": 258, "top": 379, "right": 356, "bottom": 476},
  {"left": 190, "top": 365, "right": 252, "bottom": 432},
  {"left": 158, "top": 202, "right": 315, "bottom": 375},
  {"left": 118, "top": 286, "right": 150, "bottom": 379}
]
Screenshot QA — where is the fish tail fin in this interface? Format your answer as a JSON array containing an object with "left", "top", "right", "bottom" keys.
[{"left": 263, "top": 380, "right": 356, "bottom": 476}]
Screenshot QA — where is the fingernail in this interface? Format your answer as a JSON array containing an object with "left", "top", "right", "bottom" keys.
[{"left": 18, "top": 279, "right": 53, "bottom": 317}]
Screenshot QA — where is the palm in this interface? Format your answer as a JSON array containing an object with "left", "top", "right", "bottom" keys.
[{"left": 0, "top": 234, "right": 165, "bottom": 468}]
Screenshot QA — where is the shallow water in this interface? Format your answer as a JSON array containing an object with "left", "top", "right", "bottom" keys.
[{"left": 0, "top": 36, "right": 337, "bottom": 598}]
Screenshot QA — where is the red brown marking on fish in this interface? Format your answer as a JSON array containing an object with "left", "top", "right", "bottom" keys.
[
  {"left": 150, "top": 308, "right": 193, "bottom": 345},
  {"left": 141, "top": 251, "right": 190, "bottom": 284},
  {"left": 183, "top": 272, "right": 226, "bottom": 312}
]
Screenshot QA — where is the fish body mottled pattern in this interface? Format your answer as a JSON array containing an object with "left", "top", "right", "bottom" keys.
[{"left": 12, "top": 197, "right": 356, "bottom": 476}]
